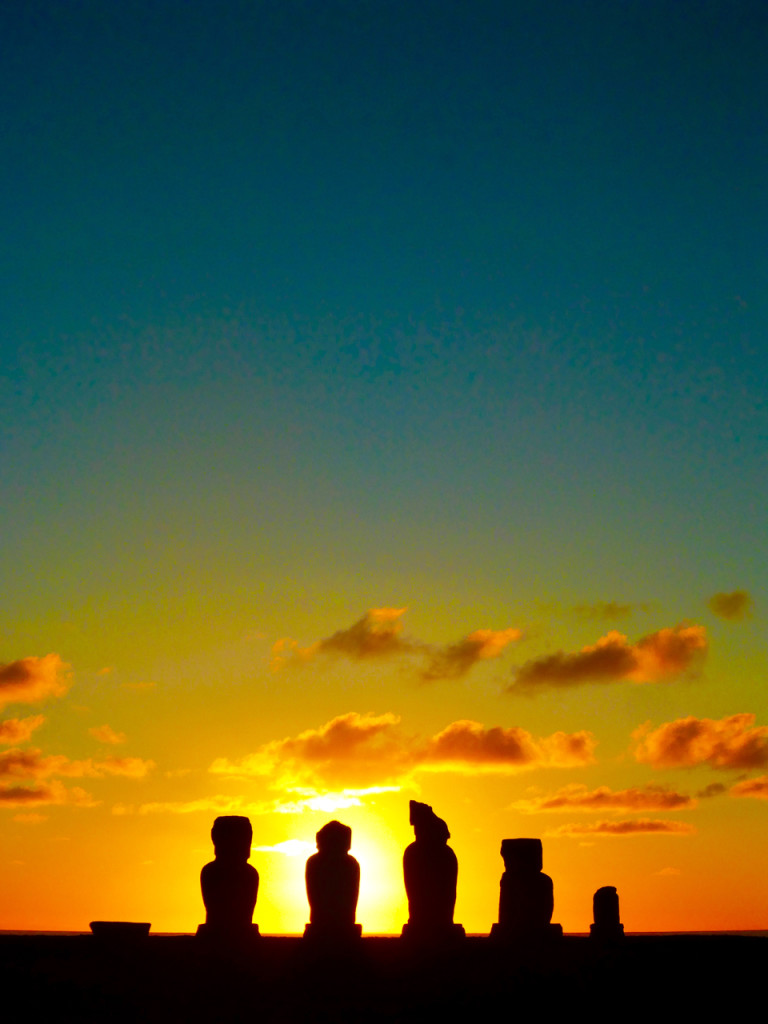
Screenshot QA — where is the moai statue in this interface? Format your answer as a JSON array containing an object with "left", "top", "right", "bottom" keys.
[
  {"left": 304, "top": 820, "right": 362, "bottom": 941},
  {"left": 401, "top": 800, "right": 465, "bottom": 942},
  {"left": 490, "top": 838, "right": 562, "bottom": 941},
  {"left": 590, "top": 885, "right": 624, "bottom": 941},
  {"left": 197, "top": 815, "right": 260, "bottom": 942}
]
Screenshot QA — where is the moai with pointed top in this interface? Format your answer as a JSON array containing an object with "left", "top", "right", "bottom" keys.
[
  {"left": 401, "top": 800, "right": 465, "bottom": 942},
  {"left": 590, "top": 886, "right": 624, "bottom": 941},
  {"left": 198, "top": 815, "right": 260, "bottom": 942},
  {"left": 304, "top": 820, "right": 362, "bottom": 941},
  {"left": 491, "top": 838, "right": 562, "bottom": 941}
]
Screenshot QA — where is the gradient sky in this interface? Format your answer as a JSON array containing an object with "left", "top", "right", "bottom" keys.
[{"left": 2, "top": 0, "right": 767, "bottom": 934}]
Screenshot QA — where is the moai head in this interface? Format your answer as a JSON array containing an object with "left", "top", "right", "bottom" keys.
[
  {"left": 316, "top": 820, "right": 352, "bottom": 856},
  {"left": 211, "top": 815, "right": 253, "bottom": 862},
  {"left": 410, "top": 800, "right": 450, "bottom": 845},
  {"left": 500, "top": 838, "right": 543, "bottom": 874}
]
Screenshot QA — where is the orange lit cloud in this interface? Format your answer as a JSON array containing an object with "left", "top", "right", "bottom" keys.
[
  {"left": 0, "top": 715, "right": 45, "bottom": 745},
  {"left": 0, "top": 654, "right": 71, "bottom": 709},
  {"left": 514, "top": 783, "right": 694, "bottom": 813},
  {"left": 272, "top": 609, "right": 521, "bottom": 679},
  {"left": 420, "top": 628, "right": 522, "bottom": 681},
  {"left": 511, "top": 624, "right": 707, "bottom": 690},
  {"left": 89, "top": 724, "right": 127, "bottom": 745},
  {"left": 420, "top": 720, "right": 595, "bottom": 771},
  {"left": 548, "top": 819, "right": 695, "bottom": 837},
  {"left": 707, "top": 590, "right": 753, "bottom": 621},
  {"left": 211, "top": 712, "right": 595, "bottom": 789},
  {"left": 211, "top": 712, "right": 408, "bottom": 787},
  {"left": 634, "top": 713, "right": 768, "bottom": 770},
  {"left": 730, "top": 775, "right": 768, "bottom": 800},
  {"left": 0, "top": 779, "right": 97, "bottom": 807},
  {"left": 0, "top": 747, "right": 154, "bottom": 779},
  {"left": 272, "top": 608, "right": 414, "bottom": 670}
]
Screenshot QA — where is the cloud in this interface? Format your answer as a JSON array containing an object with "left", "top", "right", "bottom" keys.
[
  {"left": 697, "top": 782, "right": 728, "bottom": 799},
  {"left": 0, "top": 654, "right": 71, "bottom": 709},
  {"left": 89, "top": 724, "right": 127, "bottom": 745},
  {"left": 0, "top": 747, "right": 154, "bottom": 780},
  {"left": 707, "top": 590, "right": 753, "bottom": 621},
  {"left": 513, "top": 783, "right": 695, "bottom": 813},
  {"left": 211, "top": 712, "right": 409, "bottom": 787},
  {"left": 730, "top": 775, "right": 768, "bottom": 800},
  {"left": 420, "top": 721, "right": 596, "bottom": 771},
  {"left": 634, "top": 714, "right": 768, "bottom": 770},
  {"left": 272, "top": 608, "right": 416, "bottom": 669},
  {"left": 510, "top": 624, "right": 707, "bottom": 690},
  {"left": 0, "top": 780, "right": 97, "bottom": 807},
  {"left": 211, "top": 712, "right": 595, "bottom": 789},
  {"left": 420, "top": 628, "right": 522, "bottom": 681},
  {"left": 0, "top": 715, "right": 45, "bottom": 745},
  {"left": 548, "top": 819, "right": 695, "bottom": 837},
  {"left": 12, "top": 812, "right": 47, "bottom": 823},
  {"left": 273, "top": 609, "right": 521, "bottom": 679}
]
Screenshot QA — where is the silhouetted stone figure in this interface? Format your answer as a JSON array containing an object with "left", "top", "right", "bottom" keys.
[
  {"left": 590, "top": 885, "right": 624, "bottom": 941},
  {"left": 304, "top": 820, "right": 362, "bottom": 941},
  {"left": 402, "top": 800, "right": 464, "bottom": 943},
  {"left": 197, "top": 815, "right": 259, "bottom": 943},
  {"left": 491, "top": 838, "right": 562, "bottom": 941}
]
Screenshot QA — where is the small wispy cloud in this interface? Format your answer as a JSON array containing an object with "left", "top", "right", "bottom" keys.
[
  {"left": 0, "top": 655, "right": 71, "bottom": 709},
  {"left": 0, "top": 715, "right": 45, "bottom": 745},
  {"left": 89, "top": 724, "right": 127, "bottom": 745},
  {"left": 513, "top": 783, "right": 694, "bottom": 813},
  {"left": 730, "top": 775, "right": 768, "bottom": 799},
  {"left": 548, "top": 819, "right": 695, "bottom": 837},
  {"left": 707, "top": 590, "right": 753, "bottom": 621}
]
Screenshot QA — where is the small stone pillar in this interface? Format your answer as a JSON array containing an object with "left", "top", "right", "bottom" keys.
[
  {"left": 197, "top": 815, "right": 260, "bottom": 944},
  {"left": 304, "top": 820, "right": 362, "bottom": 941},
  {"left": 490, "top": 838, "right": 562, "bottom": 941},
  {"left": 590, "top": 886, "right": 624, "bottom": 941}
]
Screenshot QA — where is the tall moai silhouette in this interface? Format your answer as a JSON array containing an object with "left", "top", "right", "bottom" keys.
[
  {"left": 304, "top": 820, "right": 362, "bottom": 941},
  {"left": 198, "top": 815, "right": 260, "bottom": 942},
  {"left": 590, "top": 885, "right": 624, "bottom": 941},
  {"left": 491, "top": 838, "right": 562, "bottom": 941},
  {"left": 402, "top": 800, "right": 465, "bottom": 943}
]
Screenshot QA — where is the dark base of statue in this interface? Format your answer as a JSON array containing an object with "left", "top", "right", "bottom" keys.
[
  {"left": 303, "top": 922, "right": 362, "bottom": 943},
  {"left": 400, "top": 921, "right": 465, "bottom": 946},
  {"left": 490, "top": 922, "right": 563, "bottom": 944},
  {"left": 195, "top": 923, "right": 261, "bottom": 949},
  {"left": 590, "top": 922, "right": 624, "bottom": 941}
]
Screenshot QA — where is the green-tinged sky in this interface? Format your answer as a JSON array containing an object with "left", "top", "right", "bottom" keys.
[{"left": 1, "top": 1, "right": 767, "bottom": 934}]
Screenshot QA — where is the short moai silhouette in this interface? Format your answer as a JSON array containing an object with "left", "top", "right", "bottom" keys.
[
  {"left": 304, "top": 820, "right": 362, "bottom": 941},
  {"left": 198, "top": 815, "right": 259, "bottom": 942},
  {"left": 401, "top": 800, "right": 465, "bottom": 942},
  {"left": 491, "top": 838, "right": 562, "bottom": 941},
  {"left": 590, "top": 885, "right": 624, "bottom": 941}
]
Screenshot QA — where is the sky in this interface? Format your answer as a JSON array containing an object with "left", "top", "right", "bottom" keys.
[{"left": 1, "top": 0, "right": 767, "bottom": 934}]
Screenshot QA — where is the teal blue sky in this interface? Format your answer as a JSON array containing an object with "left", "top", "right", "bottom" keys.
[{"left": 3, "top": 0, "right": 767, "bottom": 650}]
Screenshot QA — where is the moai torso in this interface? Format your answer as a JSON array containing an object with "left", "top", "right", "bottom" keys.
[
  {"left": 200, "top": 815, "right": 259, "bottom": 934},
  {"left": 497, "top": 838, "right": 553, "bottom": 932},
  {"left": 305, "top": 820, "right": 360, "bottom": 932}
]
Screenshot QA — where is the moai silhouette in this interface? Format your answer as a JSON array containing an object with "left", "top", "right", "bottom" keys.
[
  {"left": 304, "top": 820, "right": 362, "bottom": 941},
  {"left": 401, "top": 800, "right": 465, "bottom": 942},
  {"left": 197, "top": 815, "right": 259, "bottom": 942},
  {"left": 590, "top": 885, "right": 624, "bottom": 941},
  {"left": 490, "top": 838, "right": 562, "bottom": 941}
]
